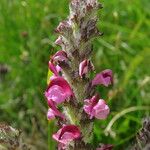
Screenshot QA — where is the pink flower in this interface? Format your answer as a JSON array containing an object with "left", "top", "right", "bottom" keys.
[
  {"left": 48, "top": 50, "right": 68, "bottom": 77},
  {"left": 45, "top": 76, "right": 73, "bottom": 104},
  {"left": 47, "top": 100, "right": 65, "bottom": 120},
  {"left": 92, "top": 69, "right": 113, "bottom": 87},
  {"left": 83, "top": 95, "right": 110, "bottom": 119},
  {"left": 52, "top": 50, "right": 68, "bottom": 63},
  {"left": 45, "top": 85, "right": 68, "bottom": 104},
  {"left": 53, "top": 125, "right": 81, "bottom": 149},
  {"left": 79, "top": 59, "right": 93, "bottom": 77},
  {"left": 49, "top": 61, "right": 61, "bottom": 76}
]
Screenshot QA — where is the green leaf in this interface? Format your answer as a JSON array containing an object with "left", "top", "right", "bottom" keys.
[{"left": 47, "top": 69, "right": 53, "bottom": 85}]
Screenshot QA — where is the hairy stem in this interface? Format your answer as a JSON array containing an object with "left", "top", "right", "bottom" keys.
[{"left": 53, "top": 0, "right": 103, "bottom": 149}]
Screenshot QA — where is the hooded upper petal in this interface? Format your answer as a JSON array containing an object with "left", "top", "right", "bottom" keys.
[
  {"left": 52, "top": 50, "right": 68, "bottom": 63},
  {"left": 53, "top": 125, "right": 81, "bottom": 148},
  {"left": 45, "top": 85, "right": 67, "bottom": 104},
  {"left": 45, "top": 76, "right": 73, "bottom": 104},
  {"left": 92, "top": 69, "right": 113, "bottom": 87}
]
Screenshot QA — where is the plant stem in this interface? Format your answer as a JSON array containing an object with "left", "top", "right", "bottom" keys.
[{"left": 48, "top": 121, "right": 55, "bottom": 150}]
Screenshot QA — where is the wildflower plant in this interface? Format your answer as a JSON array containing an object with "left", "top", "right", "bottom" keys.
[{"left": 45, "top": 0, "right": 113, "bottom": 149}]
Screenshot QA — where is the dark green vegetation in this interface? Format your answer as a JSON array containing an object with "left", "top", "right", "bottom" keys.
[{"left": 0, "top": 0, "right": 150, "bottom": 149}]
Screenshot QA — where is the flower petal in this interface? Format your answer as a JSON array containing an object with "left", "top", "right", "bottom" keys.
[
  {"left": 45, "top": 85, "right": 67, "bottom": 104},
  {"left": 83, "top": 95, "right": 110, "bottom": 120},
  {"left": 83, "top": 95, "right": 99, "bottom": 119},
  {"left": 52, "top": 50, "right": 68, "bottom": 63},
  {"left": 53, "top": 125, "right": 81, "bottom": 146},
  {"left": 47, "top": 76, "right": 73, "bottom": 99},
  {"left": 49, "top": 61, "right": 61, "bottom": 76},
  {"left": 47, "top": 100, "right": 65, "bottom": 120},
  {"left": 92, "top": 69, "right": 113, "bottom": 87},
  {"left": 93, "top": 99, "right": 110, "bottom": 120},
  {"left": 79, "top": 60, "right": 88, "bottom": 77}
]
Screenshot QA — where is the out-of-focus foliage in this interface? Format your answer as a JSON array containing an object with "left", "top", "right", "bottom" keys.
[{"left": 0, "top": 0, "right": 150, "bottom": 149}]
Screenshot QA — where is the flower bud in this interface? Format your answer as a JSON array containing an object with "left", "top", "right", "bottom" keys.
[
  {"left": 79, "top": 59, "right": 93, "bottom": 77},
  {"left": 55, "top": 36, "right": 63, "bottom": 46},
  {"left": 47, "top": 108, "right": 56, "bottom": 120},
  {"left": 56, "top": 21, "right": 72, "bottom": 34},
  {"left": 49, "top": 61, "right": 61, "bottom": 76}
]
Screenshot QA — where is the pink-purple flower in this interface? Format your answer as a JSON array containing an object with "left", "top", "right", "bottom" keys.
[
  {"left": 47, "top": 100, "right": 65, "bottom": 120},
  {"left": 92, "top": 69, "right": 113, "bottom": 87},
  {"left": 45, "top": 72, "right": 73, "bottom": 121},
  {"left": 53, "top": 125, "right": 81, "bottom": 150},
  {"left": 48, "top": 50, "right": 68, "bottom": 77},
  {"left": 45, "top": 0, "right": 114, "bottom": 148},
  {"left": 83, "top": 95, "right": 110, "bottom": 119},
  {"left": 51, "top": 50, "right": 68, "bottom": 63},
  {"left": 45, "top": 76, "right": 73, "bottom": 104}
]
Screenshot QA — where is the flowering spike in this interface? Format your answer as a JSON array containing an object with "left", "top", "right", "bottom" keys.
[{"left": 45, "top": 0, "right": 113, "bottom": 149}]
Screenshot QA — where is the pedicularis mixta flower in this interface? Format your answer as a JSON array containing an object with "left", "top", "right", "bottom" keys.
[
  {"left": 83, "top": 95, "right": 110, "bottom": 120},
  {"left": 45, "top": 0, "right": 113, "bottom": 149},
  {"left": 45, "top": 76, "right": 73, "bottom": 104},
  {"left": 53, "top": 125, "right": 81, "bottom": 150}
]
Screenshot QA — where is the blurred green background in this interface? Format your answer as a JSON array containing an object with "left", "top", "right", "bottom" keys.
[{"left": 0, "top": 0, "right": 150, "bottom": 149}]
